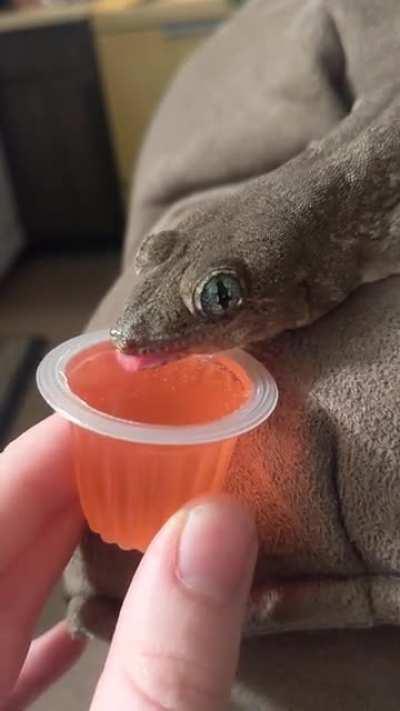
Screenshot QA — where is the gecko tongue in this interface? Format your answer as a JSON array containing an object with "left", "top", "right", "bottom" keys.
[{"left": 116, "top": 350, "right": 178, "bottom": 373}]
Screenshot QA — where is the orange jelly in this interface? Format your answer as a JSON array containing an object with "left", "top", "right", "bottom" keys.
[{"left": 66, "top": 342, "right": 251, "bottom": 551}]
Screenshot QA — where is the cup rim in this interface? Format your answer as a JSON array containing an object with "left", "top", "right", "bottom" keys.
[{"left": 36, "top": 330, "right": 278, "bottom": 445}]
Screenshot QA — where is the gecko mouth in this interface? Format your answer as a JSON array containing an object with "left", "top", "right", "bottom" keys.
[
  {"left": 110, "top": 328, "right": 223, "bottom": 371},
  {"left": 115, "top": 348, "right": 184, "bottom": 373},
  {"left": 110, "top": 334, "right": 203, "bottom": 372}
]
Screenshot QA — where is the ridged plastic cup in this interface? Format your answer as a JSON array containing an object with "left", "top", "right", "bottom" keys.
[{"left": 36, "top": 330, "right": 278, "bottom": 552}]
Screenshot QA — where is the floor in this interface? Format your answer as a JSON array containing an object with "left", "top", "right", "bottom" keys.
[{"left": 0, "top": 247, "right": 119, "bottom": 709}]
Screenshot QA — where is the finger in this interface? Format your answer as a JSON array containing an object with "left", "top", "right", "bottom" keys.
[
  {"left": 0, "top": 416, "right": 83, "bottom": 698},
  {"left": 3, "top": 622, "right": 86, "bottom": 711},
  {"left": 92, "top": 497, "right": 257, "bottom": 711},
  {"left": 0, "top": 415, "right": 79, "bottom": 568},
  {"left": 0, "top": 504, "right": 83, "bottom": 699}
]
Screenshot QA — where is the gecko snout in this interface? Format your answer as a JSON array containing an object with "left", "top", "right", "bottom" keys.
[{"left": 109, "top": 326, "right": 131, "bottom": 352}]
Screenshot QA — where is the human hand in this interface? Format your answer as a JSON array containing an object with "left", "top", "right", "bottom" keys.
[{"left": 1, "top": 416, "right": 257, "bottom": 710}]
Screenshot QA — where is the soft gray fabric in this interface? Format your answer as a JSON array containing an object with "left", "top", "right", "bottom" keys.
[
  {"left": 123, "top": 0, "right": 400, "bottom": 265},
  {"left": 64, "top": 0, "right": 400, "bottom": 707},
  {"left": 231, "top": 627, "right": 400, "bottom": 710}
]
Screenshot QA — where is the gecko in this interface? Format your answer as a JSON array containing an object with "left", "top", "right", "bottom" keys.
[{"left": 110, "top": 89, "right": 400, "bottom": 365}]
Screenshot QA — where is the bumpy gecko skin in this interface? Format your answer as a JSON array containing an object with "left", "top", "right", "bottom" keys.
[{"left": 110, "top": 90, "right": 400, "bottom": 359}]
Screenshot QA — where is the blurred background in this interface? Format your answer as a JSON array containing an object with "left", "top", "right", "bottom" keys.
[{"left": 0, "top": 0, "right": 237, "bottom": 706}]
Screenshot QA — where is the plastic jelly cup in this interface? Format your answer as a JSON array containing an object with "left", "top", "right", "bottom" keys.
[{"left": 36, "top": 330, "right": 278, "bottom": 552}]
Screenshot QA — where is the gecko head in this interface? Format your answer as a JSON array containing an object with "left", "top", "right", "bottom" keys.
[{"left": 110, "top": 218, "right": 311, "bottom": 360}]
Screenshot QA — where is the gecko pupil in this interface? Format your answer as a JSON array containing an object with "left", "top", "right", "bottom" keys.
[
  {"left": 199, "top": 273, "right": 243, "bottom": 317},
  {"left": 217, "top": 280, "right": 231, "bottom": 309}
]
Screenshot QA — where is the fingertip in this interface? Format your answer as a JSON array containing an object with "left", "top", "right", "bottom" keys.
[{"left": 5, "top": 621, "right": 88, "bottom": 710}]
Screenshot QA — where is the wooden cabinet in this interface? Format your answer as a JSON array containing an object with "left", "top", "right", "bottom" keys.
[
  {"left": 95, "top": 28, "right": 207, "bottom": 194},
  {"left": 0, "top": 21, "right": 123, "bottom": 245}
]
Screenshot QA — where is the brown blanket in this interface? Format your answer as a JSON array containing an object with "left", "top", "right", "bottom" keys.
[{"left": 65, "top": 0, "right": 400, "bottom": 707}]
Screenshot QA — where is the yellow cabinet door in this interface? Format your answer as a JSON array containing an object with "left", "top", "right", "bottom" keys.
[{"left": 94, "top": 2, "right": 230, "bottom": 195}]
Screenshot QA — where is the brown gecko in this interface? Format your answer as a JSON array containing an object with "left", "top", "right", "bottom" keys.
[{"left": 110, "top": 89, "right": 400, "bottom": 363}]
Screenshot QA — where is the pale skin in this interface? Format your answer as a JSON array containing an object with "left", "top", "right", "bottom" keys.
[{"left": 0, "top": 415, "right": 257, "bottom": 710}]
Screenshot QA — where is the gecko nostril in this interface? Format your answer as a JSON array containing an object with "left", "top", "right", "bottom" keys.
[{"left": 109, "top": 327, "right": 129, "bottom": 351}]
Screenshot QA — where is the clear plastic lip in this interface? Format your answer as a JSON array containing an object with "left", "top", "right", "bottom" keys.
[{"left": 36, "top": 330, "right": 279, "bottom": 446}]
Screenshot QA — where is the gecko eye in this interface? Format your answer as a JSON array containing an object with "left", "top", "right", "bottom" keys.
[{"left": 194, "top": 271, "right": 244, "bottom": 318}]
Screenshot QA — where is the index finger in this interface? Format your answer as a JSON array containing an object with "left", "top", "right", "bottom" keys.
[{"left": 0, "top": 415, "right": 79, "bottom": 569}]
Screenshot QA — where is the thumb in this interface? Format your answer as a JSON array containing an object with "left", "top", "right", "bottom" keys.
[{"left": 91, "top": 497, "right": 257, "bottom": 711}]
